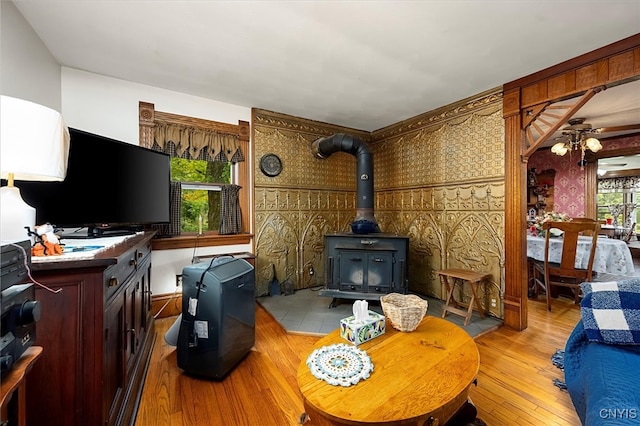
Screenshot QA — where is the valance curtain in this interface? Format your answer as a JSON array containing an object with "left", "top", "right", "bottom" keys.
[
  {"left": 219, "top": 184, "right": 242, "bottom": 235},
  {"left": 598, "top": 176, "right": 640, "bottom": 193},
  {"left": 152, "top": 121, "right": 245, "bottom": 163}
]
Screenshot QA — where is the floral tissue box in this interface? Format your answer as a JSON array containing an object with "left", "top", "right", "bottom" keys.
[{"left": 340, "top": 311, "right": 386, "bottom": 345}]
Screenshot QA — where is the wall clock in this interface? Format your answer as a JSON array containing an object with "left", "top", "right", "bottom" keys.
[{"left": 260, "top": 153, "right": 282, "bottom": 177}]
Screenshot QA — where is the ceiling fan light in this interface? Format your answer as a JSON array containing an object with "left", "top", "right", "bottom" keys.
[
  {"left": 551, "top": 142, "right": 568, "bottom": 156},
  {"left": 585, "top": 137, "right": 602, "bottom": 152}
]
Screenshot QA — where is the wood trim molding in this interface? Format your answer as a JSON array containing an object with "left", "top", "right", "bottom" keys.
[
  {"left": 139, "top": 101, "right": 253, "bottom": 242},
  {"left": 151, "top": 293, "right": 182, "bottom": 318},
  {"left": 503, "top": 35, "right": 640, "bottom": 330},
  {"left": 151, "top": 233, "right": 253, "bottom": 250},
  {"left": 522, "top": 88, "right": 602, "bottom": 159},
  {"left": 139, "top": 102, "right": 250, "bottom": 145},
  {"left": 504, "top": 34, "right": 640, "bottom": 92}
]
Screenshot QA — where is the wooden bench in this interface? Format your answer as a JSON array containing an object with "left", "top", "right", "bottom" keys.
[{"left": 437, "top": 268, "right": 491, "bottom": 326}]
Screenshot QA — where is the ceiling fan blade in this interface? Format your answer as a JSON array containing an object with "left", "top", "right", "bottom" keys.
[{"left": 596, "top": 123, "right": 640, "bottom": 133}]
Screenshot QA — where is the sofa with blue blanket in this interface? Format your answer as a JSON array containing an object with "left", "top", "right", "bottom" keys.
[{"left": 564, "top": 279, "right": 640, "bottom": 425}]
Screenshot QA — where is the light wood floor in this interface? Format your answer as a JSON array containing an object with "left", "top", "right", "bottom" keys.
[{"left": 135, "top": 297, "right": 581, "bottom": 426}]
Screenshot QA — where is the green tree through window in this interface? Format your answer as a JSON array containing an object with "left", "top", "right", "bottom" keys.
[{"left": 170, "top": 158, "right": 231, "bottom": 233}]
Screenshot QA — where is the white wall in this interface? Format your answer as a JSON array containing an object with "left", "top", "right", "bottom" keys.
[
  {"left": 153, "top": 244, "right": 252, "bottom": 293},
  {"left": 1, "top": 1, "right": 61, "bottom": 108},
  {"left": 61, "top": 67, "right": 251, "bottom": 144},
  {"left": 61, "top": 68, "right": 253, "bottom": 294}
]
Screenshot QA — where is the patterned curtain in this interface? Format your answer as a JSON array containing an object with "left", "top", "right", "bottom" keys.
[
  {"left": 598, "top": 176, "right": 640, "bottom": 193},
  {"left": 219, "top": 184, "right": 242, "bottom": 235},
  {"left": 150, "top": 121, "right": 245, "bottom": 236},
  {"left": 151, "top": 122, "right": 244, "bottom": 163},
  {"left": 151, "top": 181, "right": 182, "bottom": 237}
]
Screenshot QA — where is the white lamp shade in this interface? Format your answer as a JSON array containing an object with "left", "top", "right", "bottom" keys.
[
  {"left": 551, "top": 142, "right": 568, "bottom": 156},
  {"left": 585, "top": 137, "right": 602, "bottom": 153},
  {"left": 1, "top": 96, "right": 70, "bottom": 243},
  {"left": 1, "top": 95, "right": 70, "bottom": 182}
]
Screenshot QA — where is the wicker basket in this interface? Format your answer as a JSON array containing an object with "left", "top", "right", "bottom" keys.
[{"left": 380, "top": 293, "right": 428, "bottom": 332}]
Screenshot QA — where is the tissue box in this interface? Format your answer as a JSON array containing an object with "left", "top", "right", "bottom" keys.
[{"left": 340, "top": 310, "right": 386, "bottom": 345}]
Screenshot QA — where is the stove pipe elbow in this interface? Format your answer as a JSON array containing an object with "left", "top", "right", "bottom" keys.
[{"left": 312, "top": 133, "right": 380, "bottom": 234}]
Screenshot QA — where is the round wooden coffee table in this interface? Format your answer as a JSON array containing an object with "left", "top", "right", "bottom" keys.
[{"left": 297, "top": 316, "right": 479, "bottom": 425}]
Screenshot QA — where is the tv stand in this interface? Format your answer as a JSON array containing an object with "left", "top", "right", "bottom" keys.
[{"left": 28, "top": 232, "right": 155, "bottom": 425}]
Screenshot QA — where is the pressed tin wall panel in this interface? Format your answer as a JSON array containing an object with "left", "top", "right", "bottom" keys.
[
  {"left": 372, "top": 97, "right": 505, "bottom": 318},
  {"left": 253, "top": 89, "right": 506, "bottom": 318},
  {"left": 253, "top": 110, "right": 366, "bottom": 297}
]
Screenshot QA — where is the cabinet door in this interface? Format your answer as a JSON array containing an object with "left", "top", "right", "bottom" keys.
[
  {"left": 137, "top": 257, "right": 152, "bottom": 347},
  {"left": 104, "top": 293, "right": 126, "bottom": 426},
  {"left": 124, "top": 278, "right": 137, "bottom": 376},
  {"left": 27, "top": 273, "right": 102, "bottom": 426}
]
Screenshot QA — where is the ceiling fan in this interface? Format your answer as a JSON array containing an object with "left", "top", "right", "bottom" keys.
[
  {"left": 551, "top": 118, "right": 640, "bottom": 167},
  {"left": 562, "top": 117, "right": 640, "bottom": 136}
]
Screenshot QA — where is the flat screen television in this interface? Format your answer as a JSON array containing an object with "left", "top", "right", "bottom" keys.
[{"left": 14, "top": 128, "right": 171, "bottom": 238}]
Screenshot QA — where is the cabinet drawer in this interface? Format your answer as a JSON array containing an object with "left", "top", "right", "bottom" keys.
[
  {"left": 104, "top": 250, "right": 138, "bottom": 301},
  {"left": 134, "top": 240, "right": 152, "bottom": 266}
]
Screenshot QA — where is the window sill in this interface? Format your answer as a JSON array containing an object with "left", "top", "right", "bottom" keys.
[{"left": 151, "top": 232, "right": 253, "bottom": 250}]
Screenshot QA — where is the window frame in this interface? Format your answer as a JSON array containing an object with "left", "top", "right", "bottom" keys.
[{"left": 138, "top": 101, "right": 253, "bottom": 250}]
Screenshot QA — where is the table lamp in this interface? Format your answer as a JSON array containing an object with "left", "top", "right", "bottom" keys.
[{"left": 1, "top": 95, "right": 70, "bottom": 244}]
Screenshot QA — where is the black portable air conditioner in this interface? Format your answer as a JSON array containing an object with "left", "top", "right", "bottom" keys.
[{"left": 171, "top": 256, "right": 255, "bottom": 379}]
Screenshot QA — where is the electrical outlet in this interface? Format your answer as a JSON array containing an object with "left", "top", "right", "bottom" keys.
[
  {"left": 491, "top": 298, "right": 497, "bottom": 308},
  {"left": 175, "top": 274, "right": 182, "bottom": 287}
]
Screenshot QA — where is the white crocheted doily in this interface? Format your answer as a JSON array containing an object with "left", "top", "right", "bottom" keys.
[{"left": 306, "top": 343, "right": 373, "bottom": 387}]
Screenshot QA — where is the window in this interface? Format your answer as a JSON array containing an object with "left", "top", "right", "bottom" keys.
[
  {"left": 597, "top": 192, "right": 638, "bottom": 232},
  {"left": 139, "top": 102, "right": 252, "bottom": 248},
  {"left": 171, "top": 157, "right": 231, "bottom": 233},
  {"left": 596, "top": 192, "right": 625, "bottom": 221}
]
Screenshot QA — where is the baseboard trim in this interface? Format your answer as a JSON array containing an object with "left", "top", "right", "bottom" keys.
[{"left": 152, "top": 292, "right": 182, "bottom": 318}]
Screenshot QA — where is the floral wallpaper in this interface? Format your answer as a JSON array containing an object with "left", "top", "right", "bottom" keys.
[{"left": 528, "top": 134, "right": 640, "bottom": 217}]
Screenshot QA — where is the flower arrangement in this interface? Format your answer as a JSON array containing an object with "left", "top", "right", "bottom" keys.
[{"left": 529, "top": 211, "right": 571, "bottom": 237}]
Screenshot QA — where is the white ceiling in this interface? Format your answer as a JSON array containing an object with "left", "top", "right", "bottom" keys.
[
  {"left": 599, "top": 154, "right": 640, "bottom": 174},
  {"left": 13, "top": 0, "right": 640, "bottom": 133}
]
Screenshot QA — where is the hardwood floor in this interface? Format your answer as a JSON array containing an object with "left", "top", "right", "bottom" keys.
[{"left": 135, "top": 297, "right": 581, "bottom": 426}]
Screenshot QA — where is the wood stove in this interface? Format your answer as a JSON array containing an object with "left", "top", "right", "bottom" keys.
[
  {"left": 311, "top": 133, "right": 409, "bottom": 305},
  {"left": 320, "top": 233, "right": 408, "bottom": 305}
]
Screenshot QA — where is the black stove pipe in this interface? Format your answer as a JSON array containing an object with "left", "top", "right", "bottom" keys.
[{"left": 312, "top": 133, "right": 380, "bottom": 234}]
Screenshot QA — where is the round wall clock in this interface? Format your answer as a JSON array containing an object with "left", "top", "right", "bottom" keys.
[{"left": 260, "top": 153, "right": 282, "bottom": 177}]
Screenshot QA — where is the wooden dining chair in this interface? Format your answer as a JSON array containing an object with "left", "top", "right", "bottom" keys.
[
  {"left": 570, "top": 217, "right": 600, "bottom": 236},
  {"left": 533, "top": 219, "right": 600, "bottom": 311}
]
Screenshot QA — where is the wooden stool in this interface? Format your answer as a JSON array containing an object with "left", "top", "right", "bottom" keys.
[{"left": 437, "top": 269, "right": 490, "bottom": 326}]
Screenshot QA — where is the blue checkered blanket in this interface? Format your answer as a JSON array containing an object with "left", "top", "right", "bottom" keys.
[{"left": 581, "top": 279, "right": 640, "bottom": 345}]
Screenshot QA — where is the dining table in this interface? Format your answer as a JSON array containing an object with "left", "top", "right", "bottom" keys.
[{"left": 526, "top": 234, "right": 636, "bottom": 276}]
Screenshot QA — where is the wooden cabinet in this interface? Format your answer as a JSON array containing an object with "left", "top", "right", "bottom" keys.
[{"left": 27, "top": 232, "right": 155, "bottom": 426}]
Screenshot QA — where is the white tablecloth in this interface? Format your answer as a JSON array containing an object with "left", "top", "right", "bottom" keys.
[{"left": 527, "top": 235, "right": 636, "bottom": 276}]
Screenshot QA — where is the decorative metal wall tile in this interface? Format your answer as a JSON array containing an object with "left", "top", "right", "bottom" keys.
[{"left": 253, "top": 94, "right": 505, "bottom": 318}]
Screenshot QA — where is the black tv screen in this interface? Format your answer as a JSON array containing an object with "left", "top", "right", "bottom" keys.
[{"left": 16, "top": 128, "right": 170, "bottom": 238}]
